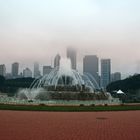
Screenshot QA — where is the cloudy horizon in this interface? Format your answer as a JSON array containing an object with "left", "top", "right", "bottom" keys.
[{"left": 0, "top": 0, "right": 140, "bottom": 78}]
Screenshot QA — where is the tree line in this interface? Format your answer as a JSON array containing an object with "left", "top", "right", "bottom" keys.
[
  {"left": 0, "top": 76, "right": 34, "bottom": 96},
  {"left": 106, "top": 74, "right": 140, "bottom": 102},
  {"left": 107, "top": 74, "right": 140, "bottom": 93}
]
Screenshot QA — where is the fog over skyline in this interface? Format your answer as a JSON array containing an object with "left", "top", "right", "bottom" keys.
[{"left": 0, "top": 0, "right": 140, "bottom": 78}]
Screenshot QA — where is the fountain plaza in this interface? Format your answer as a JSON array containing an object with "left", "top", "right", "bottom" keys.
[{"left": 0, "top": 58, "right": 121, "bottom": 105}]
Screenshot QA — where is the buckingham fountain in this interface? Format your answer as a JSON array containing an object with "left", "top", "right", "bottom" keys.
[
  {"left": 0, "top": 58, "right": 120, "bottom": 105},
  {"left": 15, "top": 58, "right": 120, "bottom": 105}
]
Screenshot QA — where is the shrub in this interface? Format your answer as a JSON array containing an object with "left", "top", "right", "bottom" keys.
[
  {"left": 90, "top": 104, "right": 95, "bottom": 107},
  {"left": 39, "top": 103, "right": 46, "bottom": 106},
  {"left": 79, "top": 104, "right": 84, "bottom": 107}
]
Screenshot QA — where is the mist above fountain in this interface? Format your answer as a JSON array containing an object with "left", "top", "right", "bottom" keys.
[{"left": 18, "top": 58, "right": 110, "bottom": 101}]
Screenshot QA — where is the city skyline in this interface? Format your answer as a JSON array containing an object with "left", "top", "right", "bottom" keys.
[
  {"left": 0, "top": 0, "right": 140, "bottom": 77},
  {"left": 0, "top": 50, "right": 138, "bottom": 79},
  {"left": 0, "top": 54, "right": 121, "bottom": 89},
  {"left": 0, "top": 53, "right": 118, "bottom": 80}
]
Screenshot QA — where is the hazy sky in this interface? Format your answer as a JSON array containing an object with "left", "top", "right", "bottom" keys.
[{"left": 0, "top": 0, "right": 140, "bottom": 77}]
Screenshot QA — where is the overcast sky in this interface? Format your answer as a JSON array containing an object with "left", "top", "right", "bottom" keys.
[{"left": 0, "top": 0, "right": 140, "bottom": 77}]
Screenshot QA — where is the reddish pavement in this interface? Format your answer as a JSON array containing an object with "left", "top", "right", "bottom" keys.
[{"left": 0, "top": 110, "right": 140, "bottom": 140}]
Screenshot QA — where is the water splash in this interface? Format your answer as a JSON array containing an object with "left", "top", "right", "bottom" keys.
[{"left": 18, "top": 58, "right": 101, "bottom": 100}]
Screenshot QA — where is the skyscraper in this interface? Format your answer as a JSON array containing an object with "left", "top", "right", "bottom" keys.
[
  {"left": 23, "top": 68, "right": 32, "bottom": 78},
  {"left": 34, "top": 62, "right": 40, "bottom": 78},
  {"left": 83, "top": 55, "right": 99, "bottom": 85},
  {"left": 67, "top": 47, "right": 76, "bottom": 70},
  {"left": 12, "top": 62, "right": 19, "bottom": 78},
  {"left": 101, "top": 59, "right": 111, "bottom": 89},
  {"left": 54, "top": 54, "right": 61, "bottom": 68},
  {"left": 43, "top": 66, "right": 53, "bottom": 76},
  {"left": 0, "top": 64, "right": 6, "bottom": 77}
]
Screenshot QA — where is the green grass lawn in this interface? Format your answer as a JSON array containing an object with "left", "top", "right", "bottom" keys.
[{"left": 0, "top": 104, "right": 140, "bottom": 112}]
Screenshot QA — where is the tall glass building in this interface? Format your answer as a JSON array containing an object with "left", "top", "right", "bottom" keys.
[
  {"left": 54, "top": 54, "right": 61, "bottom": 68},
  {"left": 12, "top": 62, "right": 19, "bottom": 78},
  {"left": 67, "top": 47, "right": 76, "bottom": 70},
  {"left": 83, "top": 55, "right": 99, "bottom": 86},
  {"left": 101, "top": 59, "right": 111, "bottom": 89},
  {"left": 34, "top": 62, "right": 40, "bottom": 78}
]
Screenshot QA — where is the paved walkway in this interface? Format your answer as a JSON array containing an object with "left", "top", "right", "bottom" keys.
[{"left": 0, "top": 110, "right": 140, "bottom": 140}]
